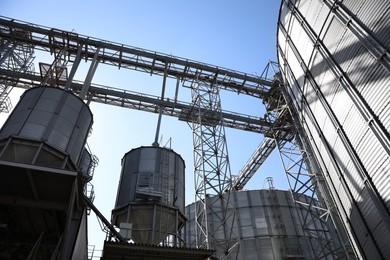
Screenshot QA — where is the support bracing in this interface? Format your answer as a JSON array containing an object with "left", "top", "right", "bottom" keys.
[
  {"left": 263, "top": 62, "right": 354, "bottom": 259},
  {"left": 190, "top": 75, "right": 239, "bottom": 259},
  {"left": 0, "top": 33, "right": 34, "bottom": 113}
]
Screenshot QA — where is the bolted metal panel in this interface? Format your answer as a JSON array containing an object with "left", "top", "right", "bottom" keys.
[
  {"left": 277, "top": 0, "right": 390, "bottom": 258},
  {"left": 0, "top": 86, "right": 93, "bottom": 165},
  {"left": 185, "top": 189, "right": 335, "bottom": 259},
  {"left": 112, "top": 146, "right": 185, "bottom": 245}
]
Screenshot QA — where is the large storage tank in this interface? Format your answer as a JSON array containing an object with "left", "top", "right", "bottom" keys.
[
  {"left": 112, "top": 146, "right": 186, "bottom": 245},
  {"left": 0, "top": 86, "right": 93, "bottom": 259},
  {"left": 277, "top": 1, "right": 390, "bottom": 259},
  {"left": 185, "top": 189, "right": 337, "bottom": 259},
  {"left": 0, "top": 86, "right": 93, "bottom": 168}
]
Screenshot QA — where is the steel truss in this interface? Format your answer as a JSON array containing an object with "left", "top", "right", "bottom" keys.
[
  {"left": 0, "top": 28, "right": 34, "bottom": 113},
  {"left": 0, "top": 16, "right": 275, "bottom": 134},
  {"left": 263, "top": 62, "right": 353, "bottom": 259},
  {"left": 190, "top": 75, "right": 238, "bottom": 258}
]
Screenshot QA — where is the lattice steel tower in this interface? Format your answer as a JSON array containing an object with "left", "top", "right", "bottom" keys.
[
  {"left": 0, "top": 28, "right": 34, "bottom": 112},
  {"left": 190, "top": 75, "right": 238, "bottom": 259}
]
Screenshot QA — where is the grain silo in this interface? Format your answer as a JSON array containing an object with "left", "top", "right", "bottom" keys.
[
  {"left": 185, "top": 189, "right": 340, "bottom": 259},
  {"left": 277, "top": 0, "right": 390, "bottom": 259},
  {"left": 111, "top": 146, "right": 186, "bottom": 245},
  {"left": 0, "top": 86, "right": 94, "bottom": 259}
]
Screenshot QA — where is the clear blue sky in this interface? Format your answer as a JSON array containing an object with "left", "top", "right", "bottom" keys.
[{"left": 1, "top": 0, "right": 284, "bottom": 255}]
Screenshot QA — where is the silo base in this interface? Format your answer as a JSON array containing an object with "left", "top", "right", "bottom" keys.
[
  {"left": 101, "top": 241, "right": 214, "bottom": 260},
  {"left": 112, "top": 201, "right": 186, "bottom": 245}
]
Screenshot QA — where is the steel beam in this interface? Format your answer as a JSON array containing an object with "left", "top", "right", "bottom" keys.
[
  {"left": 0, "top": 68, "right": 272, "bottom": 134},
  {"left": 0, "top": 16, "right": 272, "bottom": 98}
]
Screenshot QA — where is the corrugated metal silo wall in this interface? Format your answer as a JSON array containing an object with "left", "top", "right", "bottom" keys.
[
  {"left": 185, "top": 190, "right": 333, "bottom": 259},
  {"left": 277, "top": 0, "right": 390, "bottom": 259}
]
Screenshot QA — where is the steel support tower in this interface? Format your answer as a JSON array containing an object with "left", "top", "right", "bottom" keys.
[
  {"left": 0, "top": 28, "right": 34, "bottom": 113},
  {"left": 190, "top": 75, "right": 238, "bottom": 258}
]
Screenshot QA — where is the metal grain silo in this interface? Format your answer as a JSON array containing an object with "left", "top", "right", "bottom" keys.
[
  {"left": 185, "top": 189, "right": 336, "bottom": 259},
  {"left": 277, "top": 0, "right": 390, "bottom": 258},
  {"left": 0, "top": 86, "right": 93, "bottom": 168},
  {"left": 0, "top": 86, "right": 94, "bottom": 258},
  {"left": 112, "top": 146, "right": 186, "bottom": 245}
]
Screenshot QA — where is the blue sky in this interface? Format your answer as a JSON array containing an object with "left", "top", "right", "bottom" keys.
[{"left": 1, "top": 0, "right": 284, "bottom": 254}]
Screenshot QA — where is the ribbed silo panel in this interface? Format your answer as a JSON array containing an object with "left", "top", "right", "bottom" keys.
[
  {"left": 34, "top": 95, "right": 58, "bottom": 112},
  {"left": 334, "top": 36, "right": 363, "bottom": 77},
  {"left": 373, "top": 220, "right": 390, "bottom": 257},
  {"left": 330, "top": 87, "right": 354, "bottom": 126},
  {"left": 286, "top": 69, "right": 303, "bottom": 111},
  {"left": 308, "top": 93, "right": 327, "bottom": 135},
  {"left": 373, "top": 7, "right": 390, "bottom": 46},
  {"left": 287, "top": 46, "right": 305, "bottom": 91},
  {"left": 303, "top": 0, "right": 322, "bottom": 28},
  {"left": 361, "top": 65, "right": 390, "bottom": 122},
  {"left": 312, "top": 2, "right": 330, "bottom": 35},
  {"left": 357, "top": 129, "right": 387, "bottom": 175},
  {"left": 345, "top": 160, "right": 365, "bottom": 201},
  {"left": 345, "top": 48, "right": 376, "bottom": 93},
  {"left": 297, "top": 0, "right": 311, "bottom": 19},
  {"left": 322, "top": 17, "right": 345, "bottom": 56},
  {"left": 343, "top": 106, "right": 366, "bottom": 147},
  {"left": 372, "top": 157, "right": 390, "bottom": 211},
  {"left": 330, "top": 139, "right": 353, "bottom": 209},
  {"left": 380, "top": 103, "right": 390, "bottom": 139},
  {"left": 341, "top": 0, "right": 365, "bottom": 16},
  {"left": 356, "top": 130, "right": 390, "bottom": 212},
  {"left": 279, "top": 1, "right": 291, "bottom": 29},
  {"left": 333, "top": 134, "right": 364, "bottom": 201},
  {"left": 359, "top": 188, "right": 383, "bottom": 233},
  {"left": 359, "top": 188, "right": 390, "bottom": 258},
  {"left": 20, "top": 109, "right": 52, "bottom": 139},
  {"left": 310, "top": 51, "right": 327, "bottom": 85},
  {"left": 356, "top": 1, "right": 390, "bottom": 33}
]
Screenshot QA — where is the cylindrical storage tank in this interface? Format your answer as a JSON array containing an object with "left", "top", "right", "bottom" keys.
[
  {"left": 186, "top": 189, "right": 337, "bottom": 259},
  {"left": 0, "top": 86, "right": 93, "bottom": 166},
  {"left": 277, "top": 1, "right": 390, "bottom": 259},
  {"left": 112, "top": 146, "right": 186, "bottom": 245}
]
